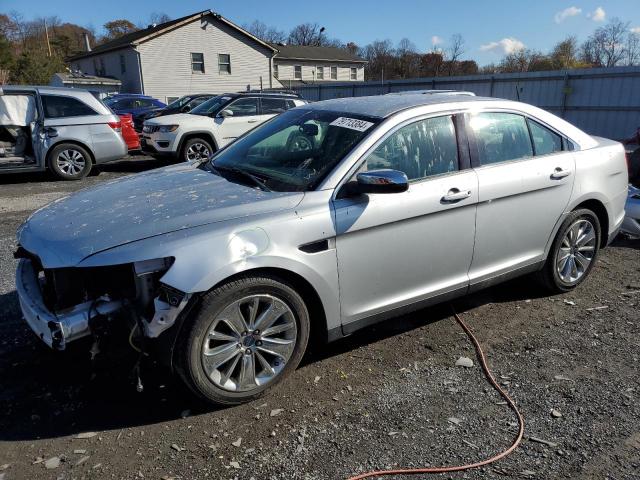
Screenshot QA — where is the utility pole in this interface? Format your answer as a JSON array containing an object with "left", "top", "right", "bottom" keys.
[{"left": 44, "top": 19, "right": 52, "bottom": 57}]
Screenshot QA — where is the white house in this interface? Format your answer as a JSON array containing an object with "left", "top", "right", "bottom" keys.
[
  {"left": 69, "top": 10, "right": 366, "bottom": 104},
  {"left": 69, "top": 10, "right": 278, "bottom": 104},
  {"left": 272, "top": 44, "right": 366, "bottom": 88}
]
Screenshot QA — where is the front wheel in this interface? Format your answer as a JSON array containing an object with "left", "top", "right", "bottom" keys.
[
  {"left": 181, "top": 137, "right": 213, "bottom": 162},
  {"left": 538, "top": 208, "right": 601, "bottom": 293},
  {"left": 48, "top": 143, "right": 93, "bottom": 180},
  {"left": 175, "top": 275, "right": 310, "bottom": 405}
]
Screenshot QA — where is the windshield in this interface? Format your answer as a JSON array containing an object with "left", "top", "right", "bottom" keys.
[
  {"left": 166, "top": 96, "right": 191, "bottom": 109},
  {"left": 207, "top": 109, "right": 380, "bottom": 192},
  {"left": 190, "top": 95, "right": 233, "bottom": 116}
]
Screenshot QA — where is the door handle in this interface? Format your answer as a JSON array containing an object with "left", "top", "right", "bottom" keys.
[
  {"left": 442, "top": 188, "right": 472, "bottom": 202},
  {"left": 550, "top": 167, "right": 571, "bottom": 179},
  {"left": 247, "top": 119, "right": 258, "bottom": 124}
]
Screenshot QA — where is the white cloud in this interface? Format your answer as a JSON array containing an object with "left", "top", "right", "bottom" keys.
[
  {"left": 631, "top": 27, "right": 640, "bottom": 34},
  {"left": 554, "top": 6, "right": 582, "bottom": 24},
  {"left": 588, "top": 7, "right": 606, "bottom": 22},
  {"left": 431, "top": 35, "right": 443, "bottom": 46},
  {"left": 480, "top": 37, "right": 526, "bottom": 55}
]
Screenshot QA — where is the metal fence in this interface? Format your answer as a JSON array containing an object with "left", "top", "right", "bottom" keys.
[{"left": 292, "top": 66, "right": 640, "bottom": 140}]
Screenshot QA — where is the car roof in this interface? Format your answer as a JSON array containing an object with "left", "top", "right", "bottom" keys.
[{"left": 303, "top": 93, "right": 499, "bottom": 119}]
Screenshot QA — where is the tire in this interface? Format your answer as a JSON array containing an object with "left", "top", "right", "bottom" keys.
[
  {"left": 181, "top": 137, "right": 213, "bottom": 162},
  {"left": 175, "top": 275, "right": 310, "bottom": 405},
  {"left": 538, "top": 209, "right": 601, "bottom": 293},
  {"left": 47, "top": 143, "right": 93, "bottom": 180}
]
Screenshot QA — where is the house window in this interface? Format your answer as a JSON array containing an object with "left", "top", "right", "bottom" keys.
[
  {"left": 191, "top": 53, "right": 205, "bottom": 73},
  {"left": 166, "top": 96, "right": 179, "bottom": 105},
  {"left": 350, "top": 67, "right": 357, "bottom": 80},
  {"left": 218, "top": 54, "right": 231, "bottom": 74},
  {"left": 294, "top": 65, "right": 302, "bottom": 80},
  {"left": 273, "top": 64, "right": 279, "bottom": 79},
  {"left": 120, "top": 54, "right": 126, "bottom": 74},
  {"left": 330, "top": 66, "right": 337, "bottom": 80},
  {"left": 316, "top": 66, "right": 324, "bottom": 80}
]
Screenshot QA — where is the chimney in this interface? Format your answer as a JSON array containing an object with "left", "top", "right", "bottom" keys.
[{"left": 83, "top": 32, "right": 92, "bottom": 52}]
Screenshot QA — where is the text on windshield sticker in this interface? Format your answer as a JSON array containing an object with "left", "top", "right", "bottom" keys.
[{"left": 330, "top": 117, "right": 374, "bottom": 132}]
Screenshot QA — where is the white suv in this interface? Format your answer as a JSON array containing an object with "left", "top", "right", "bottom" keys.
[{"left": 140, "top": 92, "right": 306, "bottom": 161}]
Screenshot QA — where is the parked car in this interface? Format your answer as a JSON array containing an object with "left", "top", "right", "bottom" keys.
[
  {"left": 104, "top": 94, "right": 166, "bottom": 117},
  {"left": 140, "top": 92, "right": 307, "bottom": 161},
  {"left": 0, "top": 86, "right": 127, "bottom": 180},
  {"left": 15, "top": 93, "right": 628, "bottom": 405},
  {"left": 622, "top": 185, "right": 640, "bottom": 237},
  {"left": 622, "top": 127, "right": 640, "bottom": 184},
  {"left": 119, "top": 114, "right": 140, "bottom": 151},
  {"left": 133, "top": 94, "right": 216, "bottom": 132}
]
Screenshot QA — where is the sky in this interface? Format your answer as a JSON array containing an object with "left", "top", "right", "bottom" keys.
[{"left": 3, "top": 0, "right": 640, "bottom": 65}]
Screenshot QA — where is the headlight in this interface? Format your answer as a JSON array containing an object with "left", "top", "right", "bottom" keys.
[
  {"left": 157, "top": 125, "right": 179, "bottom": 133},
  {"left": 133, "top": 257, "right": 174, "bottom": 275}
]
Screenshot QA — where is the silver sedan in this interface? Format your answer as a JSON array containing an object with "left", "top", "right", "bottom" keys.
[{"left": 15, "top": 93, "right": 628, "bottom": 404}]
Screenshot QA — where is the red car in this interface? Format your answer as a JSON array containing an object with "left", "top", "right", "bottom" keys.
[{"left": 119, "top": 114, "right": 140, "bottom": 151}]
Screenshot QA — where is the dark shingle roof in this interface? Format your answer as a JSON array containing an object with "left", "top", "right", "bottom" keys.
[
  {"left": 68, "top": 10, "right": 276, "bottom": 61},
  {"left": 69, "top": 11, "right": 210, "bottom": 60},
  {"left": 272, "top": 44, "right": 366, "bottom": 63}
]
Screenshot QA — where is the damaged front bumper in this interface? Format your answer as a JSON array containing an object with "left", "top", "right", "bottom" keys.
[{"left": 16, "top": 259, "right": 123, "bottom": 350}]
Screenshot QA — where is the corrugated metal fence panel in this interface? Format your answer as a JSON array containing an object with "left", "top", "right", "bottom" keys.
[{"left": 293, "top": 66, "right": 640, "bottom": 139}]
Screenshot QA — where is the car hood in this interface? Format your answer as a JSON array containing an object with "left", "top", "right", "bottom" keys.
[
  {"left": 18, "top": 162, "right": 304, "bottom": 268},
  {"left": 145, "top": 113, "right": 206, "bottom": 126}
]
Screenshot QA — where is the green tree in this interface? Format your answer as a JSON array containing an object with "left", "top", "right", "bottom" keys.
[
  {"left": 12, "top": 49, "right": 64, "bottom": 84},
  {"left": 102, "top": 19, "right": 137, "bottom": 41}
]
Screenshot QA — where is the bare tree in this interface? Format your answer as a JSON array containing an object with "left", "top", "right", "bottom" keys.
[
  {"left": 243, "top": 20, "right": 286, "bottom": 44},
  {"left": 581, "top": 18, "right": 630, "bottom": 67},
  {"left": 550, "top": 36, "right": 580, "bottom": 69},
  {"left": 287, "top": 23, "right": 342, "bottom": 47},
  {"left": 625, "top": 31, "right": 640, "bottom": 66},
  {"left": 445, "top": 33, "right": 465, "bottom": 75},
  {"left": 149, "top": 12, "right": 171, "bottom": 25}
]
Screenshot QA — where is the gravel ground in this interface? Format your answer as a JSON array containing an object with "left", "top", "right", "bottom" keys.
[{"left": 0, "top": 158, "right": 638, "bottom": 480}]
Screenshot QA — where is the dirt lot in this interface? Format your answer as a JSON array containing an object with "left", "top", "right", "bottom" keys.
[{"left": 0, "top": 158, "right": 638, "bottom": 480}]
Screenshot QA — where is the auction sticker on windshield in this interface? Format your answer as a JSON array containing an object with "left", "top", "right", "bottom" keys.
[{"left": 330, "top": 117, "right": 374, "bottom": 132}]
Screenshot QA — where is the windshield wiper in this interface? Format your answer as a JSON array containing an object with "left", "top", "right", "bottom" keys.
[{"left": 212, "top": 164, "right": 272, "bottom": 192}]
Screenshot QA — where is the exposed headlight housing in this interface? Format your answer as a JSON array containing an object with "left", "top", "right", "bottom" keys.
[{"left": 157, "top": 124, "right": 179, "bottom": 133}]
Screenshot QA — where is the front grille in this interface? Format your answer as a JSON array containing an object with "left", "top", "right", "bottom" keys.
[
  {"left": 142, "top": 125, "right": 160, "bottom": 134},
  {"left": 43, "top": 265, "right": 137, "bottom": 312}
]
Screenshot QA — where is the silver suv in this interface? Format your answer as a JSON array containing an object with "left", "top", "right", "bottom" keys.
[
  {"left": 0, "top": 86, "right": 127, "bottom": 180},
  {"left": 15, "top": 94, "right": 627, "bottom": 405}
]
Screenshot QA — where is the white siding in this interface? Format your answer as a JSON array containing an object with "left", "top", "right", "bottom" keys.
[
  {"left": 137, "top": 16, "right": 274, "bottom": 102},
  {"left": 73, "top": 48, "right": 142, "bottom": 94},
  {"left": 274, "top": 60, "right": 364, "bottom": 84}
]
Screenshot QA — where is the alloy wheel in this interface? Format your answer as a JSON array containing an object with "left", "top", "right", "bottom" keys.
[
  {"left": 201, "top": 295, "right": 297, "bottom": 392},
  {"left": 56, "top": 149, "right": 86, "bottom": 176},
  {"left": 556, "top": 219, "right": 596, "bottom": 283},
  {"left": 185, "top": 142, "right": 210, "bottom": 161}
]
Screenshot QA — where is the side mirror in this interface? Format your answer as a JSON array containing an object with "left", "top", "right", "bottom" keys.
[
  {"left": 355, "top": 169, "right": 409, "bottom": 194},
  {"left": 219, "top": 109, "right": 234, "bottom": 118},
  {"left": 299, "top": 123, "right": 319, "bottom": 136}
]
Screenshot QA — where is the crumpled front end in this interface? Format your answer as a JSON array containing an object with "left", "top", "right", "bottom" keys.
[{"left": 15, "top": 249, "right": 190, "bottom": 351}]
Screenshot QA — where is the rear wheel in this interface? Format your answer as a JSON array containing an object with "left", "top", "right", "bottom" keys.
[
  {"left": 48, "top": 143, "right": 93, "bottom": 180},
  {"left": 176, "top": 275, "right": 310, "bottom": 405},
  {"left": 538, "top": 208, "right": 601, "bottom": 293},
  {"left": 181, "top": 137, "right": 213, "bottom": 162}
]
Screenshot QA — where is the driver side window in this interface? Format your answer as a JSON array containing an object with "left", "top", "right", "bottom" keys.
[{"left": 364, "top": 115, "right": 459, "bottom": 181}]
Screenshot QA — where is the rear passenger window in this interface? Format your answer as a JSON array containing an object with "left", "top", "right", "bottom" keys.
[
  {"left": 261, "top": 98, "right": 288, "bottom": 115},
  {"left": 468, "top": 112, "right": 533, "bottom": 165},
  {"left": 364, "top": 115, "right": 458, "bottom": 181},
  {"left": 527, "top": 119, "right": 563, "bottom": 155},
  {"left": 226, "top": 98, "right": 258, "bottom": 117},
  {"left": 41, "top": 95, "right": 97, "bottom": 118}
]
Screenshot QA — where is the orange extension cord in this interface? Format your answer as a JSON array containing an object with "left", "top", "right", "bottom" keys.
[{"left": 347, "top": 309, "right": 525, "bottom": 479}]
